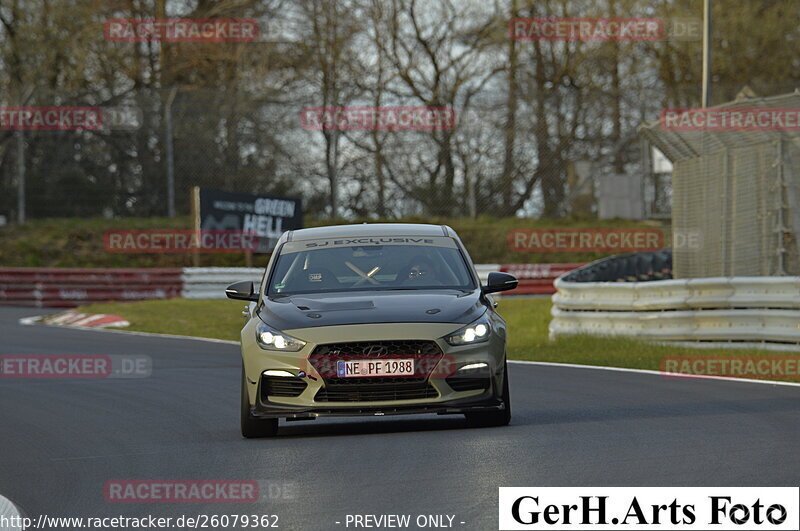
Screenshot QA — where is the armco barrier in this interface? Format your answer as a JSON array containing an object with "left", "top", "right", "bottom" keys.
[
  {"left": 550, "top": 306, "right": 800, "bottom": 343},
  {"left": 181, "top": 264, "right": 584, "bottom": 299},
  {"left": 182, "top": 267, "right": 264, "bottom": 299},
  {"left": 550, "top": 252, "right": 800, "bottom": 347},
  {"left": 0, "top": 263, "right": 584, "bottom": 306},
  {"left": 0, "top": 268, "right": 183, "bottom": 307},
  {"left": 181, "top": 265, "right": 503, "bottom": 299},
  {"left": 553, "top": 277, "right": 800, "bottom": 311},
  {"left": 500, "top": 263, "right": 585, "bottom": 295}
]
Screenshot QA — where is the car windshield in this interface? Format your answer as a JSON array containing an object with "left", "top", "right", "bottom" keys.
[{"left": 267, "top": 236, "right": 475, "bottom": 295}]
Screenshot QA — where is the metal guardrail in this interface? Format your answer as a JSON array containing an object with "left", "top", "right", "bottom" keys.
[
  {"left": 181, "top": 265, "right": 503, "bottom": 299},
  {"left": 550, "top": 251, "right": 800, "bottom": 347},
  {"left": 553, "top": 277, "right": 800, "bottom": 311},
  {"left": 181, "top": 267, "right": 264, "bottom": 299},
  {"left": 0, "top": 263, "right": 586, "bottom": 306},
  {"left": 501, "top": 263, "right": 585, "bottom": 295},
  {"left": 180, "top": 264, "right": 585, "bottom": 299},
  {"left": 0, "top": 267, "right": 183, "bottom": 307},
  {"left": 550, "top": 306, "right": 800, "bottom": 343}
]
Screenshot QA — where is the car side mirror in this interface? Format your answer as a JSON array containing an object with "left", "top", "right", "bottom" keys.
[
  {"left": 225, "top": 280, "right": 259, "bottom": 302},
  {"left": 482, "top": 272, "right": 518, "bottom": 294}
]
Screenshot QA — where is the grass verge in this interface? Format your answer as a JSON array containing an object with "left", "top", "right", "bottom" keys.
[
  {"left": 79, "top": 298, "right": 247, "bottom": 342},
  {"left": 76, "top": 297, "right": 800, "bottom": 382}
]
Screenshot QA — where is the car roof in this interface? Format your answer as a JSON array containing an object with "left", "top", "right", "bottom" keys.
[{"left": 286, "top": 223, "right": 457, "bottom": 241}]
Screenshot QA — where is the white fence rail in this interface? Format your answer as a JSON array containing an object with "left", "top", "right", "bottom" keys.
[
  {"left": 182, "top": 268, "right": 264, "bottom": 299},
  {"left": 550, "top": 276, "right": 800, "bottom": 347},
  {"left": 182, "top": 265, "right": 499, "bottom": 299}
]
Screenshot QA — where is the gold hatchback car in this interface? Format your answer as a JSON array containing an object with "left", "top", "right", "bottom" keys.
[{"left": 226, "top": 223, "right": 518, "bottom": 437}]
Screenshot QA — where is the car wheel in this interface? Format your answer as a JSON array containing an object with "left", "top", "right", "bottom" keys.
[
  {"left": 241, "top": 367, "right": 279, "bottom": 438},
  {"left": 465, "top": 360, "right": 511, "bottom": 428}
]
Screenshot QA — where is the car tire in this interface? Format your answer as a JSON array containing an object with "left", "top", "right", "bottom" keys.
[
  {"left": 241, "top": 367, "right": 279, "bottom": 438},
  {"left": 465, "top": 360, "right": 511, "bottom": 428}
]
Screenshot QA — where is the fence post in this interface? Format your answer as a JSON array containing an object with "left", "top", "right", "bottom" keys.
[{"left": 16, "top": 131, "right": 25, "bottom": 224}]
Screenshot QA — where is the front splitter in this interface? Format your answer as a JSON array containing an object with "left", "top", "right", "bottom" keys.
[{"left": 251, "top": 396, "right": 504, "bottom": 419}]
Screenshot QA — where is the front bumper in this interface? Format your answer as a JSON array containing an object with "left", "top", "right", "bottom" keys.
[{"left": 241, "top": 321, "right": 507, "bottom": 419}]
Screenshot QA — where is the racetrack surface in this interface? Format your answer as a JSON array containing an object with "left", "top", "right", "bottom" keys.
[{"left": 1, "top": 306, "right": 799, "bottom": 530}]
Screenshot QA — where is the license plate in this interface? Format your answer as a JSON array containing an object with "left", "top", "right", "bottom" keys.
[{"left": 336, "top": 359, "right": 415, "bottom": 378}]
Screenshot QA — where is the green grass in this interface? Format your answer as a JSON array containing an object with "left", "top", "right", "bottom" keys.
[
  {"left": 79, "top": 298, "right": 247, "bottom": 342},
  {"left": 0, "top": 216, "right": 668, "bottom": 267},
  {"left": 77, "top": 298, "right": 799, "bottom": 381}
]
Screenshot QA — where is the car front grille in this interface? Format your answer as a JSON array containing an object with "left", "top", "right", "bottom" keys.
[
  {"left": 309, "top": 340, "right": 443, "bottom": 402},
  {"left": 260, "top": 375, "right": 307, "bottom": 399},
  {"left": 315, "top": 380, "right": 438, "bottom": 402}
]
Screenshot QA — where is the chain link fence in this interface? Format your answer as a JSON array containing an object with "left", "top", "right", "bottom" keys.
[{"left": 642, "top": 92, "right": 800, "bottom": 278}]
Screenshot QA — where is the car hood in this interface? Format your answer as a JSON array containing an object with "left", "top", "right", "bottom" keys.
[{"left": 258, "top": 289, "right": 485, "bottom": 330}]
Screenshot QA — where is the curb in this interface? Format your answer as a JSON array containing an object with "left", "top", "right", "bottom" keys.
[{"left": 39, "top": 310, "right": 130, "bottom": 329}]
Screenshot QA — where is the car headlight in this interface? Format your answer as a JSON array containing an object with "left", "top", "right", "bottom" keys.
[
  {"left": 255, "top": 321, "right": 306, "bottom": 352},
  {"left": 444, "top": 315, "right": 491, "bottom": 346}
]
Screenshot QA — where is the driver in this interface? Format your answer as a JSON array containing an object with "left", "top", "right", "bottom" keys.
[{"left": 402, "top": 256, "right": 438, "bottom": 284}]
